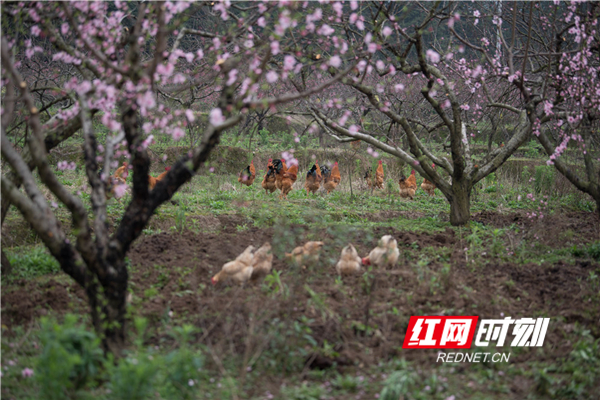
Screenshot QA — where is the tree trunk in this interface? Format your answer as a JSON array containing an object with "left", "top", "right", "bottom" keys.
[
  {"left": 100, "top": 294, "right": 127, "bottom": 355},
  {"left": 449, "top": 179, "right": 471, "bottom": 226},
  {"left": 87, "top": 260, "right": 128, "bottom": 355}
]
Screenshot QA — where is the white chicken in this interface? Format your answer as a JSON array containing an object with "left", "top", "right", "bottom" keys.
[
  {"left": 211, "top": 245, "right": 255, "bottom": 286},
  {"left": 250, "top": 242, "right": 274, "bottom": 282},
  {"left": 336, "top": 244, "right": 362, "bottom": 275},
  {"left": 361, "top": 235, "right": 399, "bottom": 268},
  {"left": 285, "top": 241, "right": 324, "bottom": 269}
]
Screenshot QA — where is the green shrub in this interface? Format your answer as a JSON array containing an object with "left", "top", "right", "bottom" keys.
[
  {"left": 572, "top": 242, "right": 600, "bottom": 260},
  {"left": 586, "top": 242, "right": 600, "bottom": 261},
  {"left": 159, "top": 325, "right": 204, "bottom": 400},
  {"left": 36, "top": 314, "right": 104, "bottom": 400},
  {"left": 379, "top": 367, "right": 418, "bottom": 400},
  {"left": 259, "top": 316, "right": 316, "bottom": 374},
  {"left": 108, "top": 353, "right": 159, "bottom": 400},
  {"left": 332, "top": 373, "right": 361, "bottom": 392}
]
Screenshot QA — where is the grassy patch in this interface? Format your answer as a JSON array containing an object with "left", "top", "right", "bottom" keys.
[{"left": 3, "top": 246, "right": 61, "bottom": 283}]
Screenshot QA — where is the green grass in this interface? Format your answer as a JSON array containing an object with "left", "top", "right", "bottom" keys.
[{"left": 3, "top": 245, "right": 61, "bottom": 283}]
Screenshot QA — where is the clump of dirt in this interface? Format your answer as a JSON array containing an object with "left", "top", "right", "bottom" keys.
[
  {"left": 2, "top": 280, "right": 87, "bottom": 327},
  {"left": 392, "top": 227, "right": 456, "bottom": 248}
]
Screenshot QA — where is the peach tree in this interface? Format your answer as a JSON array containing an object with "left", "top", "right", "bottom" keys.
[{"left": 1, "top": 0, "right": 356, "bottom": 353}]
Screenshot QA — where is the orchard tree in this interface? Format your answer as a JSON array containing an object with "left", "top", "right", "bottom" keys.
[
  {"left": 1, "top": 0, "right": 356, "bottom": 353},
  {"left": 305, "top": 1, "right": 537, "bottom": 225},
  {"left": 491, "top": 1, "right": 600, "bottom": 215}
]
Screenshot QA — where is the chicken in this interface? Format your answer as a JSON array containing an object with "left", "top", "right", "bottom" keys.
[
  {"left": 148, "top": 166, "right": 171, "bottom": 190},
  {"left": 285, "top": 241, "right": 324, "bottom": 269},
  {"left": 362, "top": 235, "right": 399, "bottom": 268},
  {"left": 238, "top": 160, "right": 256, "bottom": 186},
  {"left": 364, "top": 168, "right": 374, "bottom": 189},
  {"left": 279, "top": 163, "right": 298, "bottom": 199},
  {"left": 406, "top": 169, "right": 417, "bottom": 188},
  {"left": 157, "top": 166, "right": 171, "bottom": 181},
  {"left": 421, "top": 163, "right": 436, "bottom": 196},
  {"left": 113, "top": 162, "right": 128, "bottom": 184},
  {"left": 211, "top": 245, "right": 255, "bottom": 286},
  {"left": 148, "top": 175, "right": 158, "bottom": 190},
  {"left": 320, "top": 165, "right": 331, "bottom": 181},
  {"left": 399, "top": 170, "right": 417, "bottom": 200},
  {"left": 250, "top": 242, "right": 273, "bottom": 282},
  {"left": 375, "top": 160, "right": 384, "bottom": 189},
  {"left": 336, "top": 244, "right": 362, "bottom": 275},
  {"left": 305, "top": 160, "right": 323, "bottom": 195},
  {"left": 323, "top": 162, "right": 341, "bottom": 194},
  {"left": 99, "top": 166, "right": 128, "bottom": 200},
  {"left": 261, "top": 159, "right": 277, "bottom": 194},
  {"left": 273, "top": 159, "right": 288, "bottom": 191}
]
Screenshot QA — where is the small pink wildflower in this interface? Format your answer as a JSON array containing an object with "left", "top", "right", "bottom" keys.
[{"left": 21, "top": 368, "right": 34, "bottom": 378}]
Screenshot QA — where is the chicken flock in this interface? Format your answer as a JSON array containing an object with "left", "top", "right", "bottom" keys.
[
  {"left": 106, "top": 157, "right": 435, "bottom": 201},
  {"left": 238, "top": 157, "right": 435, "bottom": 200},
  {"left": 211, "top": 234, "right": 400, "bottom": 286}
]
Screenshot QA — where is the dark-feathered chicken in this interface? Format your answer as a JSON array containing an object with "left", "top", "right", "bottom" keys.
[
  {"left": 320, "top": 165, "right": 331, "bottom": 180},
  {"left": 262, "top": 158, "right": 277, "bottom": 194},
  {"left": 305, "top": 161, "right": 322, "bottom": 195},
  {"left": 364, "top": 168, "right": 373, "bottom": 189}
]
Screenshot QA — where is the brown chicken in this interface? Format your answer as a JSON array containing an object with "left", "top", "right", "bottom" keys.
[
  {"left": 261, "top": 158, "right": 277, "bottom": 194},
  {"left": 336, "top": 244, "right": 362, "bottom": 275},
  {"left": 211, "top": 245, "right": 255, "bottom": 286},
  {"left": 406, "top": 168, "right": 417, "bottom": 188},
  {"left": 250, "top": 242, "right": 273, "bottom": 282},
  {"left": 279, "top": 164, "right": 298, "bottom": 199},
  {"left": 157, "top": 166, "right": 171, "bottom": 181},
  {"left": 273, "top": 159, "right": 288, "bottom": 191},
  {"left": 113, "top": 161, "right": 128, "bottom": 184},
  {"left": 148, "top": 175, "right": 158, "bottom": 189},
  {"left": 375, "top": 160, "right": 384, "bottom": 189},
  {"left": 421, "top": 163, "right": 436, "bottom": 196},
  {"left": 101, "top": 164, "right": 128, "bottom": 200},
  {"left": 362, "top": 235, "right": 400, "bottom": 268},
  {"left": 399, "top": 170, "right": 417, "bottom": 200},
  {"left": 238, "top": 160, "right": 256, "bottom": 186},
  {"left": 305, "top": 160, "right": 323, "bottom": 195},
  {"left": 149, "top": 166, "right": 171, "bottom": 190},
  {"left": 285, "top": 241, "right": 325, "bottom": 269},
  {"left": 323, "top": 162, "right": 341, "bottom": 194}
]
